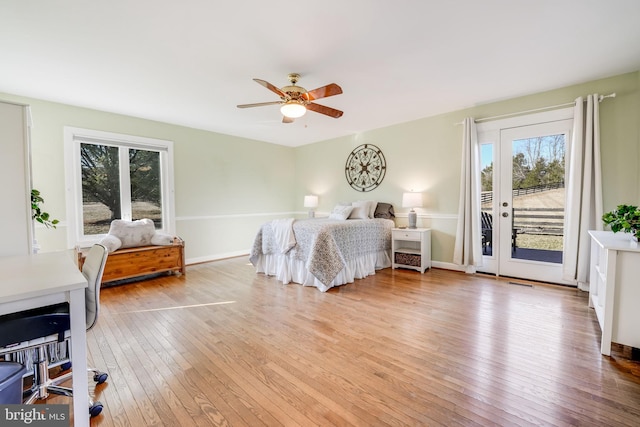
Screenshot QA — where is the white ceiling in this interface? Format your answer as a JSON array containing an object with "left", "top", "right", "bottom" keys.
[{"left": 1, "top": 1, "right": 639, "bottom": 147}]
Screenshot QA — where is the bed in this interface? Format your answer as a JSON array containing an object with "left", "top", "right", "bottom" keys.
[{"left": 250, "top": 202, "right": 395, "bottom": 292}]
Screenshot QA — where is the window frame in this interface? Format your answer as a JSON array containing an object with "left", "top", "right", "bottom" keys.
[{"left": 64, "top": 127, "right": 175, "bottom": 248}]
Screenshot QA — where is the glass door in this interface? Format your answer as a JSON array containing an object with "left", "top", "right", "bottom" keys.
[{"left": 497, "top": 120, "right": 573, "bottom": 284}]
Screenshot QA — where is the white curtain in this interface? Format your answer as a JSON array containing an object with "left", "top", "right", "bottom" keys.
[
  {"left": 563, "top": 95, "right": 603, "bottom": 290},
  {"left": 453, "top": 117, "right": 483, "bottom": 269}
]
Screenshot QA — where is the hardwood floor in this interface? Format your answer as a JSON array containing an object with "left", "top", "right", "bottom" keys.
[{"left": 51, "top": 257, "right": 640, "bottom": 426}]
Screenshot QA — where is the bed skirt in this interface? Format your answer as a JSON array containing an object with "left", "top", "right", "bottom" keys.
[{"left": 253, "top": 249, "right": 391, "bottom": 292}]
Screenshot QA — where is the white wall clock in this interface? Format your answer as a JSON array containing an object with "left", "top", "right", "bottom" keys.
[{"left": 345, "top": 144, "right": 386, "bottom": 192}]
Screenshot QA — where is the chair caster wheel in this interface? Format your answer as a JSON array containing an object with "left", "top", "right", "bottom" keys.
[
  {"left": 93, "top": 372, "right": 108, "bottom": 384},
  {"left": 89, "top": 401, "right": 103, "bottom": 417}
]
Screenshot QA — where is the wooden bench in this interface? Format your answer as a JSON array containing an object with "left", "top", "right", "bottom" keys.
[{"left": 76, "top": 237, "right": 185, "bottom": 285}]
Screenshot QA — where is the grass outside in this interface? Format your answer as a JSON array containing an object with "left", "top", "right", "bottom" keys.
[
  {"left": 516, "top": 233, "right": 562, "bottom": 251},
  {"left": 485, "top": 188, "right": 565, "bottom": 251},
  {"left": 83, "top": 201, "right": 161, "bottom": 235}
]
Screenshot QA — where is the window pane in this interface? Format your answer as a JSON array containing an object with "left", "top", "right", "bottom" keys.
[
  {"left": 480, "top": 143, "right": 494, "bottom": 255},
  {"left": 130, "top": 149, "right": 162, "bottom": 228},
  {"left": 81, "top": 143, "right": 121, "bottom": 235},
  {"left": 511, "top": 134, "right": 565, "bottom": 260}
]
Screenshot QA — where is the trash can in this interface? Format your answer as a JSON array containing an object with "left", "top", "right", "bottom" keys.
[{"left": 0, "top": 361, "right": 26, "bottom": 404}]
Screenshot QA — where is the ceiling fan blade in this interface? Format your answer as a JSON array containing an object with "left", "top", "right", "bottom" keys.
[
  {"left": 237, "top": 101, "right": 282, "bottom": 109},
  {"left": 306, "top": 102, "right": 343, "bottom": 118},
  {"left": 253, "top": 79, "right": 287, "bottom": 98},
  {"left": 282, "top": 116, "right": 295, "bottom": 124},
  {"left": 305, "top": 83, "right": 343, "bottom": 101}
]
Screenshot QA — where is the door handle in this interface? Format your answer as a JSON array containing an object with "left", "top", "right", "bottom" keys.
[{"left": 502, "top": 212, "right": 509, "bottom": 217}]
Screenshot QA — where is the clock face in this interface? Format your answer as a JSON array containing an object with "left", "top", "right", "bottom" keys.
[{"left": 345, "top": 144, "right": 386, "bottom": 192}]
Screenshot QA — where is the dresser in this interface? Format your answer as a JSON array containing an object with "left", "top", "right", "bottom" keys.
[
  {"left": 588, "top": 230, "right": 640, "bottom": 355},
  {"left": 391, "top": 228, "right": 431, "bottom": 273}
]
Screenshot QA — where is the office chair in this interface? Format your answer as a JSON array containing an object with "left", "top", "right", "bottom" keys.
[{"left": 0, "top": 244, "right": 109, "bottom": 417}]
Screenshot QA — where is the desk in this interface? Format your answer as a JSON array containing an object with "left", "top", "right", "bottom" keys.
[{"left": 0, "top": 251, "right": 89, "bottom": 427}]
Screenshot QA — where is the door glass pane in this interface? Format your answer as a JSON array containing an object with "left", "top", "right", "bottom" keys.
[
  {"left": 129, "top": 149, "right": 162, "bottom": 228},
  {"left": 511, "top": 134, "right": 565, "bottom": 264},
  {"left": 480, "top": 143, "right": 494, "bottom": 256},
  {"left": 81, "top": 143, "right": 121, "bottom": 235}
]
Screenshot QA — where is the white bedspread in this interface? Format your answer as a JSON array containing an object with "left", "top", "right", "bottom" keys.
[
  {"left": 250, "top": 218, "right": 393, "bottom": 291},
  {"left": 270, "top": 218, "right": 296, "bottom": 253}
]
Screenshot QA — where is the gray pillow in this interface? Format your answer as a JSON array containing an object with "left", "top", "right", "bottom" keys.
[{"left": 374, "top": 203, "right": 395, "bottom": 219}]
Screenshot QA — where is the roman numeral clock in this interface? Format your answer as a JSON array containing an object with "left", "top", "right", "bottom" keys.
[{"left": 345, "top": 144, "right": 386, "bottom": 192}]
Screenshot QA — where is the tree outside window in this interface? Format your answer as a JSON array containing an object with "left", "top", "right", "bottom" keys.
[{"left": 81, "top": 143, "right": 162, "bottom": 235}]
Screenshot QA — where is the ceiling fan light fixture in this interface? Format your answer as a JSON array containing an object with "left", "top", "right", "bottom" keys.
[{"left": 280, "top": 101, "right": 306, "bottom": 118}]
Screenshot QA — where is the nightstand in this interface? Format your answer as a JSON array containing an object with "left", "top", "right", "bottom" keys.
[{"left": 392, "top": 228, "right": 431, "bottom": 273}]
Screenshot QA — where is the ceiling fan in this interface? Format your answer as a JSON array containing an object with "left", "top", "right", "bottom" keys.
[{"left": 237, "top": 73, "right": 343, "bottom": 123}]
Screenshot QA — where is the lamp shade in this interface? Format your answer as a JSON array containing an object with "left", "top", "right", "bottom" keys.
[
  {"left": 304, "top": 195, "right": 318, "bottom": 208},
  {"left": 402, "top": 192, "right": 423, "bottom": 208},
  {"left": 281, "top": 102, "right": 306, "bottom": 118}
]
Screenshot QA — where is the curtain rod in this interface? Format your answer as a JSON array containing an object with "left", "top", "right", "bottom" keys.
[{"left": 454, "top": 93, "right": 616, "bottom": 125}]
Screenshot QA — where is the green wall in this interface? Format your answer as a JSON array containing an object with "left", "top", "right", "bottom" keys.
[
  {"left": 0, "top": 93, "right": 296, "bottom": 262},
  {"left": 294, "top": 71, "right": 640, "bottom": 266},
  {"left": 1, "top": 70, "right": 638, "bottom": 266}
]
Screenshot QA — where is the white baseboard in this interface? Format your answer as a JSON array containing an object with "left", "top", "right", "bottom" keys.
[
  {"left": 187, "top": 250, "right": 249, "bottom": 266},
  {"left": 431, "top": 260, "right": 466, "bottom": 272}
]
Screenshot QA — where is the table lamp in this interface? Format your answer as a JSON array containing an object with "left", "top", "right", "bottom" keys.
[
  {"left": 402, "top": 192, "right": 423, "bottom": 229},
  {"left": 304, "top": 195, "right": 318, "bottom": 218}
]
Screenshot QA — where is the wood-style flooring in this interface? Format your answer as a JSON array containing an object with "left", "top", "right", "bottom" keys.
[{"left": 48, "top": 257, "right": 640, "bottom": 426}]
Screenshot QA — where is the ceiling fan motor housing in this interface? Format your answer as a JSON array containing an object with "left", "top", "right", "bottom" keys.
[
  {"left": 281, "top": 85, "right": 307, "bottom": 102},
  {"left": 281, "top": 73, "right": 308, "bottom": 102}
]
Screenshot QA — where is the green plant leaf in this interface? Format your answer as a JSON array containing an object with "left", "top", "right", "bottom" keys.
[
  {"left": 31, "top": 188, "right": 59, "bottom": 229},
  {"left": 602, "top": 204, "right": 640, "bottom": 237}
]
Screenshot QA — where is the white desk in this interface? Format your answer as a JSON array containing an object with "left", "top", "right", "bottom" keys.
[{"left": 0, "top": 251, "right": 89, "bottom": 427}]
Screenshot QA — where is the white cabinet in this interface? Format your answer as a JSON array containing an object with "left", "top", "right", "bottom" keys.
[
  {"left": 588, "top": 230, "right": 640, "bottom": 355},
  {"left": 0, "top": 101, "right": 32, "bottom": 256},
  {"left": 392, "top": 228, "right": 431, "bottom": 273}
]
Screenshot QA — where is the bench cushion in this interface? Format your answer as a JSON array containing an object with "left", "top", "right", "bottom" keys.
[{"left": 108, "top": 218, "right": 156, "bottom": 249}]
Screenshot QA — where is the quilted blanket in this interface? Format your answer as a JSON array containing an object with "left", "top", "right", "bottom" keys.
[{"left": 250, "top": 218, "right": 393, "bottom": 286}]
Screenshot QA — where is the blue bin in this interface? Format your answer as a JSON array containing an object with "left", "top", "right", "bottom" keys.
[{"left": 0, "top": 361, "right": 26, "bottom": 404}]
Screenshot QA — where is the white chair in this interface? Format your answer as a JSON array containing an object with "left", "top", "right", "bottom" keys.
[{"left": 0, "top": 244, "right": 109, "bottom": 417}]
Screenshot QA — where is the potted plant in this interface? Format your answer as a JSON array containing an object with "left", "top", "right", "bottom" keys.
[
  {"left": 602, "top": 204, "right": 640, "bottom": 241},
  {"left": 31, "top": 189, "right": 59, "bottom": 229}
]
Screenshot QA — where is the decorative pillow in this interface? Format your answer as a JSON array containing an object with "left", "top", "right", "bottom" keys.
[
  {"left": 368, "top": 201, "right": 378, "bottom": 218},
  {"left": 374, "top": 202, "right": 395, "bottom": 219},
  {"left": 98, "top": 234, "right": 122, "bottom": 253},
  {"left": 107, "top": 218, "right": 156, "bottom": 248},
  {"left": 355, "top": 200, "right": 377, "bottom": 218},
  {"left": 349, "top": 201, "right": 370, "bottom": 219},
  {"left": 329, "top": 205, "right": 354, "bottom": 220},
  {"left": 151, "top": 232, "right": 175, "bottom": 246}
]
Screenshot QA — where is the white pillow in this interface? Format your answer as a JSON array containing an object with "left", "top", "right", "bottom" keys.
[
  {"left": 349, "top": 201, "right": 370, "bottom": 219},
  {"left": 367, "top": 201, "right": 378, "bottom": 218},
  {"left": 329, "top": 205, "right": 354, "bottom": 220},
  {"left": 108, "top": 218, "right": 156, "bottom": 248},
  {"left": 355, "top": 200, "right": 377, "bottom": 218},
  {"left": 98, "top": 234, "right": 122, "bottom": 253},
  {"left": 151, "top": 232, "right": 175, "bottom": 246}
]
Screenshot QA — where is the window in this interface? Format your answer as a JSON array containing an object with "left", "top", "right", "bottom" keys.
[{"left": 64, "top": 127, "right": 175, "bottom": 247}]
